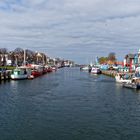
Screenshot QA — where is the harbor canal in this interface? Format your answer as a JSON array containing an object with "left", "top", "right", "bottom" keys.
[{"left": 0, "top": 67, "right": 140, "bottom": 140}]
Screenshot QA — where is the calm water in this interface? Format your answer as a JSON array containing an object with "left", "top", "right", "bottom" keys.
[{"left": 0, "top": 67, "right": 140, "bottom": 140}]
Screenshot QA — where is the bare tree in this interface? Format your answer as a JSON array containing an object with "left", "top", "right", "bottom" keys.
[
  {"left": 14, "top": 48, "right": 24, "bottom": 66},
  {"left": 0, "top": 48, "right": 8, "bottom": 66},
  {"left": 26, "top": 49, "right": 35, "bottom": 64}
]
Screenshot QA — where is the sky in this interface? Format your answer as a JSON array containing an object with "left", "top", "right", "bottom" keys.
[{"left": 0, "top": 0, "right": 140, "bottom": 64}]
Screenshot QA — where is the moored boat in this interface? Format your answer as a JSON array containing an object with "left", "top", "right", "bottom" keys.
[
  {"left": 11, "top": 66, "right": 32, "bottom": 80},
  {"left": 123, "top": 78, "right": 140, "bottom": 89},
  {"left": 30, "top": 64, "right": 44, "bottom": 77},
  {"left": 44, "top": 65, "right": 53, "bottom": 73},
  {"left": 47, "top": 67, "right": 53, "bottom": 73},
  {"left": 123, "top": 82, "right": 139, "bottom": 89},
  {"left": 80, "top": 65, "right": 90, "bottom": 71},
  {"left": 51, "top": 66, "right": 57, "bottom": 71},
  {"left": 90, "top": 67, "right": 101, "bottom": 74},
  {"left": 115, "top": 73, "right": 132, "bottom": 83}
]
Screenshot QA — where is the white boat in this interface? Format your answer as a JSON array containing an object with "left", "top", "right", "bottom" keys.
[
  {"left": 123, "top": 82, "right": 138, "bottom": 89},
  {"left": 90, "top": 67, "right": 101, "bottom": 74},
  {"left": 123, "top": 78, "right": 140, "bottom": 89},
  {"left": 11, "top": 66, "right": 32, "bottom": 80},
  {"left": 80, "top": 66, "right": 90, "bottom": 71},
  {"left": 115, "top": 73, "right": 132, "bottom": 83}
]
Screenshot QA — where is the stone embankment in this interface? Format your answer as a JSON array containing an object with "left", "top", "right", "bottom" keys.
[
  {"left": 101, "top": 70, "right": 117, "bottom": 77},
  {"left": 101, "top": 70, "right": 134, "bottom": 78}
]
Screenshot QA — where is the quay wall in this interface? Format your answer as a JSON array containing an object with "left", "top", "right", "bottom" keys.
[
  {"left": 101, "top": 70, "right": 134, "bottom": 78},
  {"left": 101, "top": 70, "right": 117, "bottom": 78}
]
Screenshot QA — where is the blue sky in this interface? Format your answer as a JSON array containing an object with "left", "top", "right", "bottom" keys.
[{"left": 0, "top": 0, "right": 140, "bottom": 63}]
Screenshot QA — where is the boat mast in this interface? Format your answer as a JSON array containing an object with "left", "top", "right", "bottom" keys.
[{"left": 24, "top": 49, "right": 26, "bottom": 66}]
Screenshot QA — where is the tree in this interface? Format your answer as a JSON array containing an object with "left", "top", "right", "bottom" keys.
[
  {"left": 0, "top": 48, "right": 8, "bottom": 66},
  {"left": 0, "top": 48, "right": 7, "bottom": 54},
  {"left": 14, "top": 48, "right": 24, "bottom": 66},
  {"left": 26, "top": 49, "right": 35, "bottom": 64},
  {"left": 8, "top": 51, "right": 15, "bottom": 66},
  {"left": 108, "top": 52, "right": 116, "bottom": 62},
  {"left": 98, "top": 57, "right": 108, "bottom": 64}
]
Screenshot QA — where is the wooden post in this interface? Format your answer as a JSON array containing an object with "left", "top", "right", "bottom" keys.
[
  {"left": 7, "top": 71, "right": 11, "bottom": 79},
  {"left": 3, "top": 71, "right": 6, "bottom": 81},
  {"left": 0, "top": 72, "right": 1, "bottom": 81}
]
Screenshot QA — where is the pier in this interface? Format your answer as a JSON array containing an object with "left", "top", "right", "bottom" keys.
[{"left": 0, "top": 70, "right": 11, "bottom": 81}]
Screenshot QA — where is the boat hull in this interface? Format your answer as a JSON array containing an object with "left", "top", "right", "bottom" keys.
[
  {"left": 11, "top": 74, "right": 28, "bottom": 80},
  {"left": 80, "top": 66, "right": 90, "bottom": 71},
  {"left": 11, "top": 67, "right": 32, "bottom": 80},
  {"left": 115, "top": 78, "right": 131, "bottom": 83},
  {"left": 123, "top": 83, "right": 140, "bottom": 89},
  {"left": 90, "top": 67, "right": 101, "bottom": 74},
  {"left": 31, "top": 71, "right": 43, "bottom": 77}
]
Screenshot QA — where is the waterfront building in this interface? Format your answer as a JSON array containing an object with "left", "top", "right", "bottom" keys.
[
  {"left": 122, "top": 49, "right": 140, "bottom": 72},
  {"left": 124, "top": 54, "right": 135, "bottom": 72},
  {"left": 138, "top": 49, "right": 140, "bottom": 64}
]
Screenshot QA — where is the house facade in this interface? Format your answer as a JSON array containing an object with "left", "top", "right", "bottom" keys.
[{"left": 123, "top": 49, "right": 140, "bottom": 72}]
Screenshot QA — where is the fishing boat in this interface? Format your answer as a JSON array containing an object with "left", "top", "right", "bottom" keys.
[
  {"left": 123, "top": 78, "right": 140, "bottom": 89},
  {"left": 11, "top": 66, "right": 32, "bottom": 80},
  {"left": 44, "top": 65, "right": 53, "bottom": 73},
  {"left": 90, "top": 67, "right": 101, "bottom": 74},
  {"left": 46, "top": 66, "right": 53, "bottom": 73},
  {"left": 30, "top": 64, "right": 44, "bottom": 77}
]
